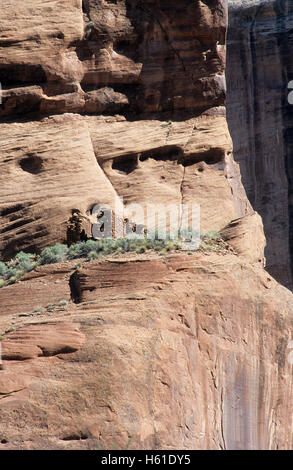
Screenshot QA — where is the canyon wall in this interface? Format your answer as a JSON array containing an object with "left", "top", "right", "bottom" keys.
[
  {"left": 0, "top": 0, "right": 251, "bottom": 258},
  {"left": 226, "top": 0, "right": 293, "bottom": 289},
  {"left": 0, "top": 251, "right": 292, "bottom": 450},
  {"left": 0, "top": 0, "right": 292, "bottom": 450}
]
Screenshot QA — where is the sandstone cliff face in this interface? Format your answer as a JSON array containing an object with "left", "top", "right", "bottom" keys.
[
  {"left": 226, "top": 0, "right": 293, "bottom": 289},
  {"left": 0, "top": 251, "right": 292, "bottom": 450},
  {"left": 0, "top": 0, "right": 251, "bottom": 257},
  {"left": 0, "top": 0, "right": 292, "bottom": 451},
  {"left": 0, "top": 0, "right": 227, "bottom": 118}
]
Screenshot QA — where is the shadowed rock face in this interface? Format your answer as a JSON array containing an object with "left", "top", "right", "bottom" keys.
[
  {"left": 226, "top": 0, "right": 293, "bottom": 289},
  {"left": 0, "top": 0, "right": 227, "bottom": 118}
]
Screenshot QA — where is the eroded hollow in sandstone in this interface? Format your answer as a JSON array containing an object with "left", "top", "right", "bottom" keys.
[{"left": 19, "top": 155, "right": 44, "bottom": 174}]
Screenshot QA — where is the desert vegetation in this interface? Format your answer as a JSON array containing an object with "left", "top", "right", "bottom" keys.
[{"left": 0, "top": 231, "right": 226, "bottom": 288}]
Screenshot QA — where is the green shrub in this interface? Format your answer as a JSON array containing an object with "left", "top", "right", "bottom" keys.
[
  {"left": 201, "top": 231, "right": 221, "bottom": 240},
  {"left": 199, "top": 231, "right": 225, "bottom": 252},
  {"left": 82, "top": 240, "right": 103, "bottom": 256},
  {"left": 6, "top": 268, "right": 18, "bottom": 279},
  {"left": 102, "top": 238, "right": 115, "bottom": 252},
  {"left": 135, "top": 246, "right": 146, "bottom": 254},
  {"left": 34, "top": 306, "right": 45, "bottom": 313},
  {"left": 116, "top": 238, "right": 128, "bottom": 252},
  {"left": 0, "top": 227, "right": 226, "bottom": 287},
  {"left": 16, "top": 269, "right": 24, "bottom": 278},
  {"left": 68, "top": 240, "right": 103, "bottom": 259},
  {"left": 14, "top": 251, "right": 35, "bottom": 273},
  {"left": 87, "top": 251, "right": 100, "bottom": 261},
  {"left": 5, "top": 327, "right": 15, "bottom": 334},
  {"left": 67, "top": 243, "right": 84, "bottom": 260},
  {"left": 0, "top": 262, "right": 7, "bottom": 277},
  {"left": 39, "top": 243, "right": 68, "bottom": 265}
]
